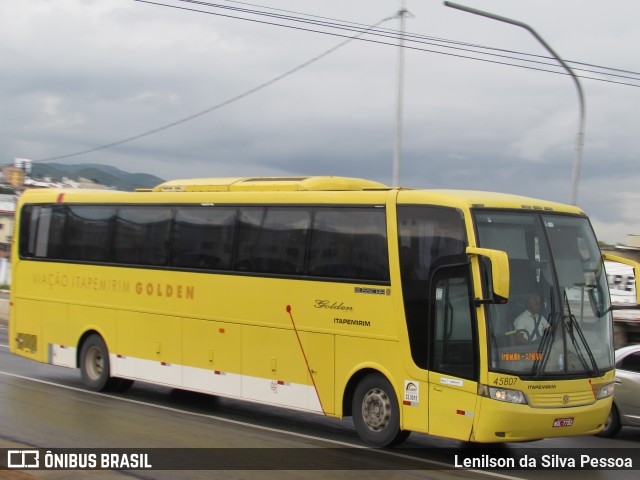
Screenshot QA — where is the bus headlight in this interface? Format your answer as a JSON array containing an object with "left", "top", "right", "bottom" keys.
[
  {"left": 595, "top": 382, "right": 614, "bottom": 399},
  {"left": 478, "top": 384, "right": 527, "bottom": 404}
]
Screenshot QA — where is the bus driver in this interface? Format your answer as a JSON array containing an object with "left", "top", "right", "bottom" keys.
[{"left": 514, "top": 295, "right": 549, "bottom": 344}]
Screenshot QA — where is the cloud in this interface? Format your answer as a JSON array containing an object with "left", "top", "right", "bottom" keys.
[{"left": 2, "top": 0, "right": 640, "bottom": 245}]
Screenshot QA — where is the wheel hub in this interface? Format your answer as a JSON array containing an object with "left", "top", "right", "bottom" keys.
[
  {"left": 86, "top": 345, "right": 104, "bottom": 380},
  {"left": 362, "top": 387, "right": 391, "bottom": 431}
]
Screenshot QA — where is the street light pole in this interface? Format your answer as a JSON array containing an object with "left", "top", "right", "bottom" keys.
[
  {"left": 392, "top": 1, "right": 409, "bottom": 187},
  {"left": 444, "top": 1, "right": 585, "bottom": 205}
]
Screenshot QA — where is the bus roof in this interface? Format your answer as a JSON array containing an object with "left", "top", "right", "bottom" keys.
[
  {"left": 148, "top": 176, "right": 391, "bottom": 192},
  {"left": 18, "top": 176, "right": 585, "bottom": 215},
  {"left": 396, "top": 189, "right": 585, "bottom": 215}
]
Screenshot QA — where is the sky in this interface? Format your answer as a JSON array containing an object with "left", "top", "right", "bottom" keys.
[{"left": 2, "top": 0, "right": 640, "bottom": 245}]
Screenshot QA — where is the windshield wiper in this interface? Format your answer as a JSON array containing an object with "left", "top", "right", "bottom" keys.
[
  {"left": 533, "top": 289, "right": 603, "bottom": 377},
  {"left": 562, "top": 289, "right": 601, "bottom": 377},
  {"left": 532, "top": 312, "right": 558, "bottom": 378},
  {"left": 566, "top": 313, "right": 600, "bottom": 377},
  {"left": 532, "top": 289, "right": 557, "bottom": 378}
]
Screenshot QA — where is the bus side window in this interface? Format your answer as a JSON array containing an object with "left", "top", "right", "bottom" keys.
[
  {"left": 19, "top": 205, "right": 66, "bottom": 260},
  {"left": 64, "top": 206, "right": 115, "bottom": 262},
  {"left": 113, "top": 206, "right": 172, "bottom": 266},
  {"left": 307, "top": 208, "right": 389, "bottom": 281},
  {"left": 19, "top": 205, "right": 42, "bottom": 257},
  {"left": 234, "top": 207, "right": 311, "bottom": 275},
  {"left": 258, "top": 208, "right": 310, "bottom": 274},
  {"left": 171, "top": 207, "right": 236, "bottom": 270}
]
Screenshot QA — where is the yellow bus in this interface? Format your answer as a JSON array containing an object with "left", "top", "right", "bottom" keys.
[{"left": 10, "top": 176, "right": 639, "bottom": 446}]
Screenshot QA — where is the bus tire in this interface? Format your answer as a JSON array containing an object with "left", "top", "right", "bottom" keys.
[
  {"left": 596, "top": 404, "right": 621, "bottom": 438},
  {"left": 80, "top": 334, "right": 116, "bottom": 392},
  {"left": 352, "top": 373, "right": 409, "bottom": 447}
]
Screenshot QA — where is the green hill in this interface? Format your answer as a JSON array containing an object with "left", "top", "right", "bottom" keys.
[{"left": 30, "top": 163, "right": 164, "bottom": 191}]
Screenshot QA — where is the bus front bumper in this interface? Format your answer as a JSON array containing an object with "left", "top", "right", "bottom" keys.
[{"left": 471, "top": 396, "right": 612, "bottom": 443}]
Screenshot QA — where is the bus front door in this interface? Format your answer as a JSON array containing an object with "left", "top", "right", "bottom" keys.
[{"left": 427, "top": 266, "right": 478, "bottom": 441}]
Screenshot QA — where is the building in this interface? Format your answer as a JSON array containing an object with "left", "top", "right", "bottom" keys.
[
  {"left": 0, "top": 161, "right": 111, "bottom": 285},
  {"left": 602, "top": 235, "right": 640, "bottom": 347},
  {"left": 2, "top": 166, "right": 25, "bottom": 188},
  {"left": 0, "top": 194, "right": 16, "bottom": 257},
  {"left": 612, "top": 235, "right": 640, "bottom": 263}
]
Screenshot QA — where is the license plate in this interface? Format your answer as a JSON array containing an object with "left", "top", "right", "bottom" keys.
[{"left": 553, "top": 417, "right": 574, "bottom": 427}]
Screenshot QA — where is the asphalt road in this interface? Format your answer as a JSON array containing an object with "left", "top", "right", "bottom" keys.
[{"left": 1, "top": 301, "right": 639, "bottom": 480}]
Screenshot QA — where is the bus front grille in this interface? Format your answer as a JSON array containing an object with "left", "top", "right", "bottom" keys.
[{"left": 527, "top": 390, "right": 595, "bottom": 408}]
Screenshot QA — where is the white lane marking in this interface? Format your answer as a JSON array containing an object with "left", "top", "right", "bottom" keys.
[{"left": 0, "top": 369, "right": 525, "bottom": 479}]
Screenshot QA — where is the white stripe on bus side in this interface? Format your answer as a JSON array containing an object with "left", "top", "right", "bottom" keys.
[{"left": 48, "top": 344, "right": 323, "bottom": 413}]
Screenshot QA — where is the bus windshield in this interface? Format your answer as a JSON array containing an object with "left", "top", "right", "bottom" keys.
[{"left": 474, "top": 210, "right": 614, "bottom": 378}]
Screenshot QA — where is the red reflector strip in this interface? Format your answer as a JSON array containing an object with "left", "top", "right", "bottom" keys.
[
  {"left": 278, "top": 380, "right": 285, "bottom": 385},
  {"left": 457, "top": 410, "right": 466, "bottom": 415},
  {"left": 589, "top": 379, "right": 597, "bottom": 399},
  {"left": 214, "top": 371, "right": 222, "bottom": 375},
  {"left": 57, "top": 193, "right": 65, "bottom": 203}
]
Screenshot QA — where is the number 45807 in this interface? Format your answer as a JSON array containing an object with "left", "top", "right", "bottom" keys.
[{"left": 493, "top": 377, "right": 517, "bottom": 386}]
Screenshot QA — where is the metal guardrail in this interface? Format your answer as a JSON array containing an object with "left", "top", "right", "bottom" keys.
[{"left": 0, "top": 298, "right": 8, "bottom": 324}]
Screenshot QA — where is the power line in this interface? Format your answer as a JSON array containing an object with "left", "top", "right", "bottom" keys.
[
  {"left": 35, "top": 10, "right": 395, "bottom": 162},
  {"left": 35, "top": 0, "right": 640, "bottom": 162},
  {"left": 217, "top": 0, "right": 640, "bottom": 77},
  {"left": 166, "top": 0, "right": 640, "bottom": 87},
  {"left": 174, "top": 0, "right": 640, "bottom": 82}
]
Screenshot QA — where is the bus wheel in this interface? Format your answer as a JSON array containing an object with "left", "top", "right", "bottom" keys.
[
  {"left": 80, "top": 334, "right": 114, "bottom": 392},
  {"left": 352, "top": 373, "right": 409, "bottom": 447}
]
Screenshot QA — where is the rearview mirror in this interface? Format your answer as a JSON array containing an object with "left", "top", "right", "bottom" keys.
[{"left": 466, "top": 246, "right": 509, "bottom": 304}]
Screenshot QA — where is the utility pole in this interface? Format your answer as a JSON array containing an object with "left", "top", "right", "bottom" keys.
[{"left": 392, "top": 1, "right": 409, "bottom": 187}]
